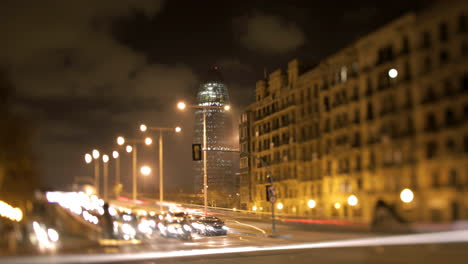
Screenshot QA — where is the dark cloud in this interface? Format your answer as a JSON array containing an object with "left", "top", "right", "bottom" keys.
[
  {"left": 0, "top": 0, "right": 200, "bottom": 189},
  {"left": 235, "top": 14, "right": 305, "bottom": 54}
]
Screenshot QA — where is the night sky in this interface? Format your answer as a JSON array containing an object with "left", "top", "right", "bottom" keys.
[{"left": 0, "top": 0, "right": 432, "bottom": 192}]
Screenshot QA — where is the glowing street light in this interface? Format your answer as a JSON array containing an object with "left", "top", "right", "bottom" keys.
[
  {"left": 334, "top": 202, "right": 341, "bottom": 209},
  {"left": 84, "top": 153, "right": 92, "bottom": 164},
  {"left": 117, "top": 136, "right": 125, "bottom": 146},
  {"left": 252, "top": 205, "right": 257, "bottom": 211},
  {"left": 140, "top": 124, "right": 147, "bottom": 132},
  {"left": 400, "top": 188, "right": 414, "bottom": 203},
  {"left": 112, "top": 151, "right": 119, "bottom": 159},
  {"left": 388, "top": 68, "right": 398, "bottom": 79},
  {"left": 144, "top": 137, "right": 152, "bottom": 145},
  {"left": 102, "top": 154, "right": 109, "bottom": 163},
  {"left": 126, "top": 145, "right": 133, "bottom": 153},
  {"left": 276, "top": 202, "right": 284, "bottom": 210},
  {"left": 175, "top": 126, "right": 182, "bottom": 133},
  {"left": 347, "top": 195, "right": 358, "bottom": 207},
  {"left": 92, "top": 149, "right": 100, "bottom": 160},
  {"left": 140, "top": 166, "right": 151, "bottom": 176},
  {"left": 224, "top": 105, "right": 231, "bottom": 111},
  {"left": 307, "top": 199, "right": 316, "bottom": 209},
  {"left": 177, "top": 101, "right": 186, "bottom": 110}
]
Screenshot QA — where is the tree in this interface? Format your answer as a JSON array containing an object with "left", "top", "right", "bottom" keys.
[{"left": 0, "top": 69, "right": 39, "bottom": 212}]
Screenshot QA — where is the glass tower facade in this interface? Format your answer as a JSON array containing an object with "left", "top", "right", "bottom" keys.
[{"left": 193, "top": 67, "right": 235, "bottom": 203}]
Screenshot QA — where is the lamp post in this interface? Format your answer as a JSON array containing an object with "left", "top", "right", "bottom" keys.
[
  {"left": 177, "top": 101, "right": 231, "bottom": 215},
  {"left": 116, "top": 136, "right": 152, "bottom": 200},
  {"left": 140, "top": 124, "right": 181, "bottom": 211},
  {"left": 112, "top": 151, "right": 120, "bottom": 198},
  {"left": 102, "top": 154, "right": 109, "bottom": 200},
  {"left": 92, "top": 149, "right": 100, "bottom": 196}
]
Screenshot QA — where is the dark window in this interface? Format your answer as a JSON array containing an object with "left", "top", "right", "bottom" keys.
[
  {"left": 403, "top": 61, "right": 412, "bottom": 80},
  {"left": 462, "top": 42, "right": 468, "bottom": 56},
  {"left": 464, "top": 104, "right": 468, "bottom": 119},
  {"left": 423, "top": 57, "right": 432, "bottom": 73},
  {"left": 439, "top": 50, "right": 449, "bottom": 64},
  {"left": 443, "top": 80, "right": 455, "bottom": 96},
  {"left": 426, "top": 141, "right": 437, "bottom": 159},
  {"left": 426, "top": 113, "right": 437, "bottom": 131},
  {"left": 365, "top": 78, "right": 373, "bottom": 96},
  {"left": 459, "top": 15, "right": 467, "bottom": 33},
  {"left": 402, "top": 36, "right": 410, "bottom": 54},
  {"left": 464, "top": 135, "right": 468, "bottom": 153},
  {"left": 449, "top": 169, "right": 458, "bottom": 186},
  {"left": 446, "top": 137, "right": 456, "bottom": 152},
  {"left": 356, "top": 155, "right": 362, "bottom": 171},
  {"left": 462, "top": 74, "right": 468, "bottom": 91},
  {"left": 423, "top": 86, "right": 437, "bottom": 103},
  {"left": 367, "top": 102, "right": 374, "bottom": 120},
  {"left": 354, "top": 108, "right": 360, "bottom": 124},
  {"left": 422, "top": 31, "right": 431, "bottom": 48},
  {"left": 445, "top": 108, "right": 456, "bottom": 126},
  {"left": 439, "top": 22, "right": 449, "bottom": 42},
  {"left": 324, "top": 96, "right": 330, "bottom": 111}
]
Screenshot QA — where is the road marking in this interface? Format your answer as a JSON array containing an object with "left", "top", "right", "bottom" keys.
[
  {"left": 3, "top": 230, "right": 468, "bottom": 264},
  {"left": 227, "top": 220, "right": 267, "bottom": 234}
]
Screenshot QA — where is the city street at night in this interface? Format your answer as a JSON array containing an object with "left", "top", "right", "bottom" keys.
[{"left": 2, "top": 0, "right": 468, "bottom": 263}]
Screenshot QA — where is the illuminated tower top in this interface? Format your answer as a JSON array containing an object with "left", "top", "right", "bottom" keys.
[{"left": 196, "top": 66, "right": 230, "bottom": 106}]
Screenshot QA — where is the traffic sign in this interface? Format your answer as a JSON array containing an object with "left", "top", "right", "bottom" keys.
[
  {"left": 266, "top": 185, "right": 276, "bottom": 203},
  {"left": 192, "top": 144, "right": 202, "bottom": 161}
]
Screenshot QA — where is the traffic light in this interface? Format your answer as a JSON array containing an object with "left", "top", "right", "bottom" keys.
[{"left": 192, "top": 144, "right": 202, "bottom": 161}]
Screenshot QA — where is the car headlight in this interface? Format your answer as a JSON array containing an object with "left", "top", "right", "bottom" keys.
[
  {"left": 222, "top": 226, "right": 229, "bottom": 231},
  {"left": 207, "top": 226, "right": 215, "bottom": 231},
  {"left": 122, "top": 223, "right": 136, "bottom": 236},
  {"left": 183, "top": 224, "right": 192, "bottom": 231}
]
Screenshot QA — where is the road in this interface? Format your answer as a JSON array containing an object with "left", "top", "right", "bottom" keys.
[{"left": 1, "top": 199, "right": 468, "bottom": 263}]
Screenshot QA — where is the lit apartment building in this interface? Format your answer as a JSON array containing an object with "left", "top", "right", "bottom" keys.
[{"left": 240, "top": 0, "right": 468, "bottom": 223}]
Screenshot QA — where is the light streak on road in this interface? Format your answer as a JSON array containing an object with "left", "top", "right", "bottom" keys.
[
  {"left": 227, "top": 220, "right": 267, "bottom": 234},
  {"left": 2, "top": 230, "right": 468, "bottom": 264}
]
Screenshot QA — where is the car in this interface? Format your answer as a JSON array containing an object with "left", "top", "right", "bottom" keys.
[
  {"left": 158, "top": 222, "right": 192, "bottom": 241},
  {"left": 190, "top": 216, "right": 228, "bottom": 236}
]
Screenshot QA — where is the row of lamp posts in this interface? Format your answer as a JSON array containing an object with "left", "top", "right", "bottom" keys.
[
  {"left": 83, "top": 99, "right": 231, "bottom": 216},
  {"left": 83, "top": 125, "right": 181, "bottom": 210}
]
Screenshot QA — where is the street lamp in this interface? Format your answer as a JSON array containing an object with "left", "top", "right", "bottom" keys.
[
  {"left": 140, "top": 166, "right": 151, "bottom": 176},
  {"left": 126, "top": 145, "right": 133, "bottom": 153},
  {"left": 400, "top": 188, "right": 414, "bottom": 203},
  {"left": 91, "top": 149, "right": 100, "bottom": 196},
  {"left": 139, "top": 123, "right": 182, "bottom": 211},
  {"left": 176, "top": 101, "right": 231, "bottom": 215},
  {"left": 102, "top": 154, "right": 109, "bottom": 200},
  {"left": 347, "top": 195, "right": 358, "bottom": 207},
  {"left": 84, "top": 153, "right": 92, "bottom": 164},
  {"left": 115, "top": 136, "right": 152, "bottom": 200},
  {"left": 277, "top": 202, "right": 284, "bottom": 210},
  {"left": 307, "top": 199, "right": 316, "bottom": 209},
  {"left": 112, "top": 151, "right": 121, "bottom": 198}
]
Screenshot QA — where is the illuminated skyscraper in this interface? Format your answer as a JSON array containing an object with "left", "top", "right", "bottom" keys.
[{"left": 193, "top": 67, "right": 235, "bottom": 204}]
